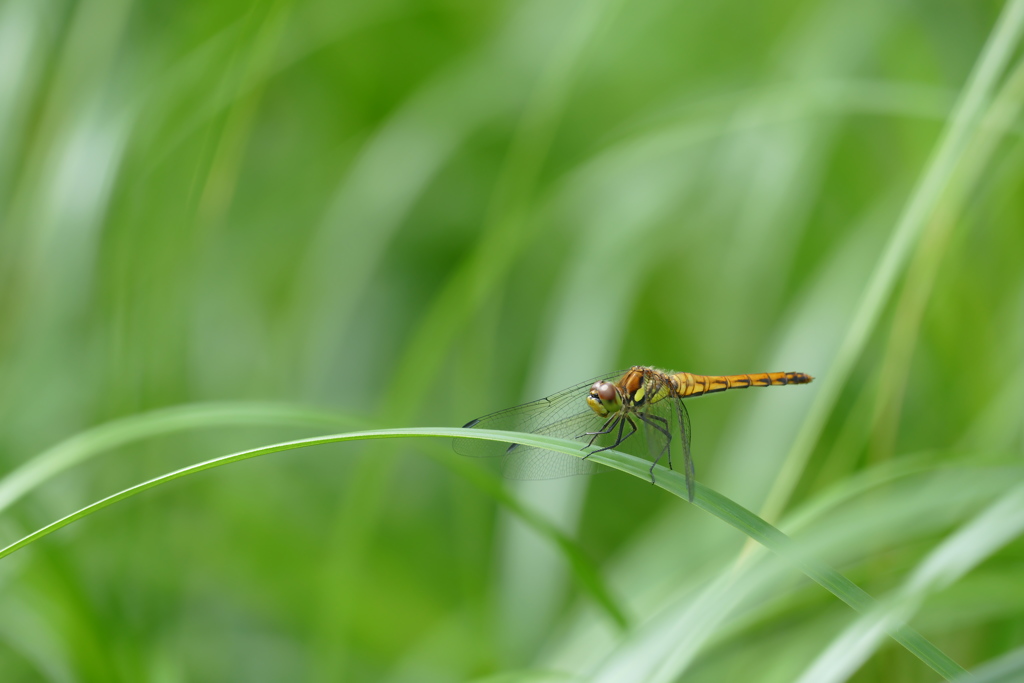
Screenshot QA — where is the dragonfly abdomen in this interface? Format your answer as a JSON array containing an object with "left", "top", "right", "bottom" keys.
[{"left": 672, "top": 371, "right": 813, "bottom": 397}]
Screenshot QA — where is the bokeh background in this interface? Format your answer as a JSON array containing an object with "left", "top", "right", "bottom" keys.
[{"left": 1, "top": 0, "right": 1023, "bottom": 681}]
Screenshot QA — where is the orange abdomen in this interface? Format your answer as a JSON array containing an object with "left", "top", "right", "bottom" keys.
[{"left": 673, "top": 371, "right": 813, "bottom": 398}]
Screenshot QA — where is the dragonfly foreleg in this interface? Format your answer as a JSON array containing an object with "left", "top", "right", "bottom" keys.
[
  {"left": 583, "top": 415, "right": 638, "bottom": 459},
  {"left": 579, "top": 414, "right": 621, "bottom": 448},
  {"left": 638, "top": 412, "right": 672, "bottom": 484}
]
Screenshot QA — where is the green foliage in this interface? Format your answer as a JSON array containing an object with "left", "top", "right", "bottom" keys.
[{"left": 1, "top": 0, "right": 1023, "bottom": 681}]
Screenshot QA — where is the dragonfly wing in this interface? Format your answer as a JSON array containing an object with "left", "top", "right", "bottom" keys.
[
  {"left": 634, "top": 374, "right": 695, "bottom": 498},
  {"left": 637, "top": 375, "right": 674, "bottom": 478},
  {"left": 454, "top": 371, "right": 625, "bottom": 479},
  {"left": 502, "top": 445, "right": 607, "bottom": 478},
  {"left": 675, "top": 399, "right": 694, "bottom": 502}
]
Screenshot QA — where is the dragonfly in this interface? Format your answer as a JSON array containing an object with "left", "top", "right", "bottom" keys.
[{"left": 454, "top": 366, "right": 813, "bottom": 501}]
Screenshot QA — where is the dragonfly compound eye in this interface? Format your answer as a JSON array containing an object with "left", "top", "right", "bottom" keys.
[
  {"left": 596, "top": 382, "right": 617, "bottom": 402},
  {"left": 586, "top": 381, "right": 622, "bottom": 417},
  {"left": 589, "top": 385, "right": 610, "bottom": 417}
]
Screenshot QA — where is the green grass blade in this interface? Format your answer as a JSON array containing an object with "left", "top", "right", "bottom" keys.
[
  {"left": 0, "top": 427, "right": 968, "bottom": 680},
  {"left": 761, "top": 0, "right": 1024, "bottom": 523},
  {"left": 469, "top": 670, "right": 578, "bottom": 683},
  {"left": 0, "top": 403, "right": 348, "bottom": 515},
  {"left": 970, "top": 646, "right": 1024, "bottom": 683},
  {"left": 796, "top": 484, "right": 1024, "bottom": 682},
  {"left": 0, "top": 412, "right": 627, "bottom": 629}
]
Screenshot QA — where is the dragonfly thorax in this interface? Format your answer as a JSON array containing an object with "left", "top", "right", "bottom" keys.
[{"left": 586, "top": 380, "right": 621, "bottom": 417}]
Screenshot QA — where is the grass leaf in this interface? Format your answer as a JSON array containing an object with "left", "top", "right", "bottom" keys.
[{"left": 0, "top": 427, "right": 969, "bottom": 680}]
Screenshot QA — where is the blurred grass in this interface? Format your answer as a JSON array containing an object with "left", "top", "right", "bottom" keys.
[
  {"left": 0, "top": 426, "right": 973, "bottom": 680},
  {"left": 2, "top": 0, "right": 1024, "bottom": 681}
]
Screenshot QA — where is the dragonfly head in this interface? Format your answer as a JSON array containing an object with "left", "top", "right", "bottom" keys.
[{"left": 587, "top": 381, "right": 622, "bottom": 417}]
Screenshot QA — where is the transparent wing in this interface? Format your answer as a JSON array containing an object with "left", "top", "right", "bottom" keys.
[
  {"left": 637, "top": 374, "right": 674, "bottom": 480},
  {"left": 454, "top": 371, "right": 627, "bottom": 479},
  {"left": 635, "top": 375, "right": 694, "bottom": 498},
  {"left": 675, "top": 398, "right": 694, "bottom": 501}
]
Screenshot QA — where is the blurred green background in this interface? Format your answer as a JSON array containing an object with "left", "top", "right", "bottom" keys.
[{"left": 1, "top": 0, "right": 1023, "bottom": 681}]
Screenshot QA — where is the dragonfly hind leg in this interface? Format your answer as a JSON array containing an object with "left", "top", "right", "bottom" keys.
[{"left": 638, "top": 412, "right": 672, "bottom": 484}]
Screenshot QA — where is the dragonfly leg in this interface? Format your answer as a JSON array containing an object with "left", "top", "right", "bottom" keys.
[
  {"left": 584, "top": 416, "right": 638, "bottom": 458},
  {"left": 582, "top": 416, "right": 623, "bottom": 459},
  {"left": 579, "top": 415, "right": 619, "bottom": 447},
  {"left": 643, "top": 413, "right": 672, "bottom": 470},
  {"left": 638, "top": 412, "right": 671, "bottom": 484}
]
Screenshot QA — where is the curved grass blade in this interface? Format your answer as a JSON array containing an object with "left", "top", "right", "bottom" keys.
[
  {"left": 795, "top": 483, "right": 1024, "bottom": 682},
  {"left": 0, "top": 427, "right": 968, "bottom": 681},
  {"left": 762, "top": 0, "right": 1024, "bottom": 523},
  {"left": 0, "top": 403, "right": 349, "bottom": 515},
  {"left": 0, "top": 416, "right": 627, "bottom": 629}
]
